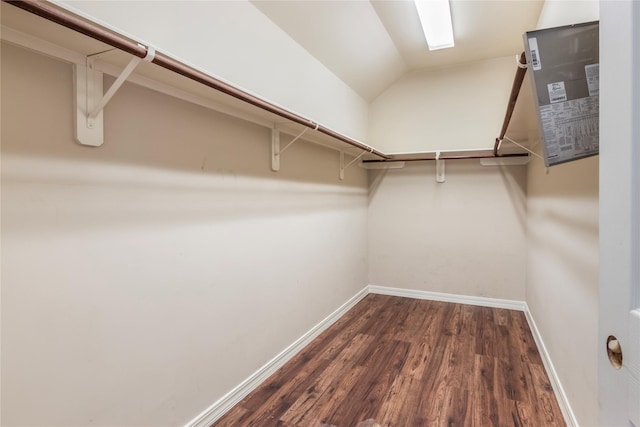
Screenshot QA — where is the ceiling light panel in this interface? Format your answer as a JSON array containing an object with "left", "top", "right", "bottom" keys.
[{"left": 414, "top": 0, "right": 455, "bottom": 50}]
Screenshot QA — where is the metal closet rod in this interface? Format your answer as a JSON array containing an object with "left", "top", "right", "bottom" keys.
[
  {"left": 494, "top": 52, "right": 528, "bottom": 156},
  {"left": 5, "top": 0, "right": 390, "bottom": 160},
  {"left": 363, "top": 153, "right": 528, "bottom": 163}
]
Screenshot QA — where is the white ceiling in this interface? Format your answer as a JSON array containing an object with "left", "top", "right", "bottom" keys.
[{"left": 251, "top": 0, "right": 544, "bottom": 101}]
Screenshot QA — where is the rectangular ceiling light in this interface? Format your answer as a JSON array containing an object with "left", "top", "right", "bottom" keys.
[{"left": 414, "top": 0, "right": 455, "bottom": 50}]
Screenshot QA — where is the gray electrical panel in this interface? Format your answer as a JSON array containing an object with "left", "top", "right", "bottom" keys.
[{"left": 524, "top": 21, "right": 599, "bottom": 167}]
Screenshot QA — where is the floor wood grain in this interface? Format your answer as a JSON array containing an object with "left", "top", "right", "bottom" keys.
[{"left": 212, "top": 294, "right": 566, "bottom": 427}]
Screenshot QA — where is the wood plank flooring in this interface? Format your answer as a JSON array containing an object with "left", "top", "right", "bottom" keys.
[{"left": 212, "top": 294, "right": 565, "bottom": 427}]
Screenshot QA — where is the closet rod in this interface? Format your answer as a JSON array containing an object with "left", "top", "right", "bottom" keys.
[
  {"left": 5, "top": 0, "right": 390, "bottom": 160},
  {"left": 363, "top": 153, "right": 528, "bottom": 163},
  {"left": 494, "top": 52, "right": 528, "bottom": 156}
]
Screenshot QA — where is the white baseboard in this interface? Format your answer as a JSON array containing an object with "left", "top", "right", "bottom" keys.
[
  {"left": 185, "top": 285, "right": 576, "bottom": 427},
  {"left": 367, "top": 284, "right": 527, "bottom": 311},
  {"left": 183, "top": 287, "right": 369, "bottom": 427},
  {"left": 523, "top": 303, "right": 579, "bottom": 427}
]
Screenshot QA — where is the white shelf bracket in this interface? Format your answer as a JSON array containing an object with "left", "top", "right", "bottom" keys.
[
  {"left": 340, "top": 148, "right": 371, "bottom": 181},
  {"left": 271, "top": 123, "right": 318, "bottom": 172},
  {"left": 436, "top": 151, "right": 446, "bottom": 183},
  {"left": 271, "top": 128, "right": 281, "bottom": 171},
  {"left": 74, "top": 45, "right": 155, "bottom": 146}
]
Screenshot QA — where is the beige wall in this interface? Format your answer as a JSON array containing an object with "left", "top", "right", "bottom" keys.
[
  {"left": 526, "top": 155, "right": 598, "bottom": 425},
  {"left": 536, "top": 0, "right": 599, "bottom": 29},
  {"left": 368, "top": 56, "right": 515, "bottom": 153},
  {"left": 525, "top": 1, "right": 600, "bottom": 425},
  {"left": 368, "top": 161, "right": 527, "bottom": 300},
  {"left": 0, "top": 43, "right": 368, "bottom": 426},
  {"left": 57, "top": 0, "right": 369, "bottom": 142}
]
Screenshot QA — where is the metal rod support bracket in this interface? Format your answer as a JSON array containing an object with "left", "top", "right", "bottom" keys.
[
  {"left": 340, "top": 149, "right": 371, "bottom": 181},
  {"left": 75, "top": 45, "right": 155, "bottom": 146},
  {"left": 271, "top": 123, "right": 318, "bottom": 171},
  {"left": 501, "top": 136, "right": 543, "bottom": 160},
  {"left": 279, "top": 125, "right": 311, "bottom": 155}
]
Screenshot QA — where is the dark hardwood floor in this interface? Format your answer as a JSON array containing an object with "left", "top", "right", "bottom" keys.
[{"left": 212, "top": 294, "right": 566, "bottom": 427}]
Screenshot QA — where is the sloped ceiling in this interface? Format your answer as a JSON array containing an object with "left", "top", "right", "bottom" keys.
[{"left": 252, "top": 0, "right": 544, "bottom": 101}]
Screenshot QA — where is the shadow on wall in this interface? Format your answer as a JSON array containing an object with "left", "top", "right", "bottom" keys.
[
  {"left": 368, "top": 160, "right": 527, "bottom": 232},
  {"left": 2, "top": 157, "right": 368, "bottom": 235},
  {"left": 365, "top": 159, "right": 528, "bottom": 300},
  {"left": 0, "top": 42, "right": 366, "bottom": 190},
  {"left": 528, "top": 213, "right": 598, "bottom": 289},
  {"left": 367, "top": 168, "right": 388, "bottom": 202},
  {"left": 528, "top": 155, "right": 599, "bottom": 198},
  {"left": 527, "top": 154, "right": 599, "bottom": 294},
  {"left": 498, "top": 163, "right": 527, "bottom": 232}
]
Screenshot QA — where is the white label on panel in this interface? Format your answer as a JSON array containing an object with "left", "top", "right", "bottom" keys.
[
  {"left": 539, "top": 96, "right": 599, "bottom": 164},
  {"left": 548, "top": 81, "right": 568, "bottom": 104},
  {"left": 585, "top": 64, "right": 600, "bottom": 96},
  {"left": 528, "top": 37, "right": 542, "bottom": 70}
]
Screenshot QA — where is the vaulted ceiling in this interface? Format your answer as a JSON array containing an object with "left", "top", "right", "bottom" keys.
[{"left": 251, "top": 0, "right": 544, "bottom": 101}]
